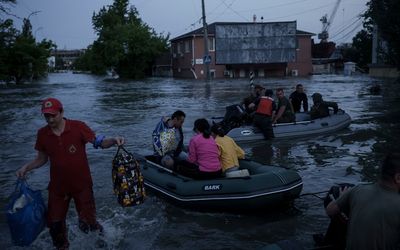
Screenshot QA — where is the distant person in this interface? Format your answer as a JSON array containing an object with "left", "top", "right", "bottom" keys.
[
  {"left": 251, "top": 89, "right": 276, "bottom": 139},
  {"left": 177, "top": 119, "right": 222, "bottom": 179},
  {"left": 272, "top": 88, "right": 295, "bottom": 124},
  {"left": 16, "top": 98, "right": 124, "bottom": 249},
  {"left": 152, "top": 110, "right": 187, "bottom": 169},
  {"left": 325, "top": 153, "right": 400, "bottom": 250},
  {"left": 289, "top": 84, "right": 308, "bottom": 112},
  {"left": 211, "top": 124, "right": 245, "bottom": 174},
  {"left": 309, "top": 93, "right": 338, "bottom": 119}
]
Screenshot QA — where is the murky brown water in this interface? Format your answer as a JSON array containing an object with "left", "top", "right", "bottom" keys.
[{"left": 1, "top": 72, "right": 399, "bottom": 249}]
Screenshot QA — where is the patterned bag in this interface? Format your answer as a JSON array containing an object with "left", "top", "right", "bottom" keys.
[{"left": 112, "top": 146, "right": 146, "bottom": 207}]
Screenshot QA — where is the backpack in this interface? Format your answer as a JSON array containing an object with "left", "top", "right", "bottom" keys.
[
  {"left": 6, "top": 179, "right": 47, "bottom": 246},
  {"left": 112, "top": 146, "right": 146, "bottom": 207}
]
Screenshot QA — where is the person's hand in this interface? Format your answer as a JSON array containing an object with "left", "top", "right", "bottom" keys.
[
  {"left": 115, "top": 136, "right": 125, "bottom": 146},
  {"left": 272, "top": 119, "right": 277, "bottom": 125},
  {"left": 16, "top": 166, "right": 27, "bottom": 179},
  {"left": 339, "top": 185, "right": 350, "bottom": 196},
  {"left": 248, "top": 103, "right": 255, "bottom": 109}
]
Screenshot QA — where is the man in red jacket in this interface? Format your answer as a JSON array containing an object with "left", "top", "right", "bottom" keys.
[{"left": 16, "top": 97, "right": 124, "bottom": 249}]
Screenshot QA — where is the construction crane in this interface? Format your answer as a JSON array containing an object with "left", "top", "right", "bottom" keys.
[{"left": 318, "top": 0, "right": 342, "bottom": 43}]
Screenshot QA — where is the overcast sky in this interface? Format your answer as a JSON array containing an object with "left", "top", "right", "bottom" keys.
[{"left": 8, "top": 0, "right": 368, "bottom": 49}]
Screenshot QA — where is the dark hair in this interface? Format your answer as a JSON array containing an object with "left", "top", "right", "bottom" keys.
[
  {"left": 296, "top": 84, "right": 303, "bottom": 88},
  {"left": 381, "top": 153, "right": 400, "bottom": 181},
  {"left": 276, "top": 87, "right": 284, "bottom": 92},
  {"left": 265, "top": 89, "right": 273, "bottom": 97},
  {"left": 211, "top": 124, "right": 225, "bottom": 137},
  {"left": 193, "top": 118, "right": 211, "bottom": 138},
  {"left": 172, "top": 110, "right": 186, "bottom": 120}
]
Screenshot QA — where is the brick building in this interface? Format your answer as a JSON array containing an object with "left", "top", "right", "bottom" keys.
[{"left": 170, "top": 21, "right": 314, "bottom": 79}]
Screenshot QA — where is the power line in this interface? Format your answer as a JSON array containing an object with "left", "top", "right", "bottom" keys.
[
  {"left": 334, "top": 18, "right": 363, "bottom": 43},
  {"left": 329, "top": 8, "right": 366, "bottom": 37},
  {"left": 330, "top": 15, "right": 363, "bottom": 40},
  {"left": 263, "top": 2, "right": 334, "bottom": 22}
]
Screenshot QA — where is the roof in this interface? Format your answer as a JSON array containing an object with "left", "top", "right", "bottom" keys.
[{"left": 170, "top": 22, "right": 315, "bottom": 42}]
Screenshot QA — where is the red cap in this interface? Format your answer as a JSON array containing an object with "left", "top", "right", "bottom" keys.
[{"left": 41, "top": 98, "right": 63, "bottom": 114}]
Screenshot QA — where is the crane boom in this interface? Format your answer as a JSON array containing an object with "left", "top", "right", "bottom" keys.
[{"left": 318, "top": 0, "right": 342, "bottom": 42}]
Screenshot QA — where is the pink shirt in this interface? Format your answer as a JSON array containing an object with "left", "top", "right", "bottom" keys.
[{"left": 188, "top": 134, "right": 221, "bottom": 172}]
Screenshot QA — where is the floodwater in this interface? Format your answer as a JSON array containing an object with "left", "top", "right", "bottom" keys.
[{"left": 0, "top": 72, "right": 399, "bottom": 249}]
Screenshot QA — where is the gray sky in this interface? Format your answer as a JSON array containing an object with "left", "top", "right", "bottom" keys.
[{"left": 9, "top": 0, "right": 368, "bottom": 49}]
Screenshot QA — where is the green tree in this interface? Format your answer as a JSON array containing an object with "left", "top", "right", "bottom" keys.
[
  {"left": 341, "top": 29, "right": 372, "bottom": 71},
  {"left": 365, "top": 0, "right": 400, "bottom": 67},
  {"left": 0, "top": 18, "right": 18, "bottom": 81},
  {"left": 79, "top": 0, "right": 169, "bottom": 78},
  {"left": 5, "top": 18, "right": 54, "bottom": 83}
]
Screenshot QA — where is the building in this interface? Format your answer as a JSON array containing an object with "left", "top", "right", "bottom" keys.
[
  {"left": 50, "top": 49, "right": 86, "bottom": 69},
  {"left": 170, "top": 21, "right": 314, "bottom": 79}
]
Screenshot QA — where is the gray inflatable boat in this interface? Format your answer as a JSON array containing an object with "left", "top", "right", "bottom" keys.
[
  {"left": 138, "top": 155, "right": 303, "bottom": 212},
  {"left": 213, "top": 107, "right": 351, "bottom": 143}
]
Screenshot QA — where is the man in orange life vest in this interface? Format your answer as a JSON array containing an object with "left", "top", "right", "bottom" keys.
[{"left": 249, "top": 89, "right": 276, "bottom": 139}]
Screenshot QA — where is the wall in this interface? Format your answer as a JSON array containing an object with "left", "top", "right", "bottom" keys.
[{"left": 287, "top": 35, "right": 313, "bottom": 76}]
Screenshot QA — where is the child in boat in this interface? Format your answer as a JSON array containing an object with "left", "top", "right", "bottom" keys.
[{"left": 211, "top": 124, "right": 245, "bottom": 174}]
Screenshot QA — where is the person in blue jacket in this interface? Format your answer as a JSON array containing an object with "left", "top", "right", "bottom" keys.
[{"left": 152, "top": 110, "right": 187, "bottom": 169}]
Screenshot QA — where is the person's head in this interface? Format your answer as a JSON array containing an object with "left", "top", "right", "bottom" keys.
[
  {"left": 193, "top": 118, "right": 211, "bottom": 138},
  {"left": 41, "top": 98, "right": 64, "bottom": 128},
  {"left": 253, "top": 84, "right": 265, "bottom": 96},
  {"left": 311, "top": 93, "right": 323, "bottom": 103},
  {"left": 211, "top": 123, "right": 225, "bottom": 137},
  {"left": 276, "top": 88, "right": 285, "bottom": 99},
  {"left": 380, "top": 153, "right": 400, "bottom": 186},
  {"left": 171, "top": 110, "right": 186, "bottom": 128},
  {"left": 265, "top": 89, "right": 273, "bottom": 97},
  {"left": 296, "top": 84, "right": 304, "bottom": 93}
]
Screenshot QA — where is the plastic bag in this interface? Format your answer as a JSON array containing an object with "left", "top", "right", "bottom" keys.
[
  {"left": 112, "top": 146, "right": 146, "bottom": 207},
  {"left": 6, "top": 179, "right": 47, "bottom": 246}
]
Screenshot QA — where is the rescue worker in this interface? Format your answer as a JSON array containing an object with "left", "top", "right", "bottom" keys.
[{"left": 251, "top": 89, "right": 276, "bottom": 139}]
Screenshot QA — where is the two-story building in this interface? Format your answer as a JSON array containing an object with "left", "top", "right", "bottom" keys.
[{"left": 170, "top": 21, "right": 314, "bottom": 79}]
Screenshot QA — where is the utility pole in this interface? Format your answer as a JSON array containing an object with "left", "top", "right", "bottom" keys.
[{"left": 201, "top": 0, "right": 210, "bottom": 81}]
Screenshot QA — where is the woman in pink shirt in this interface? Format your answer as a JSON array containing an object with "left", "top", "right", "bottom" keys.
[{"left": 177, "top": 118, "right": 222, "bottom": 179}]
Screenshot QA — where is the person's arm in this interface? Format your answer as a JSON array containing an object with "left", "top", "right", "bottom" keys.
[
  {"left": 187, "top": 137, "right": 198, "bottom": 164},
  {"left": 272, "top": 106, "right": 286, "bottom": 124},
  {"left": 16, "top": 151, "right": 48, "bottom": 178},
  {"left": 235, "top": 143, "right": 245, "bottom": 159},
  {"left": 303, "top": 94, "right": 308, "bottom": 112},
  {"left": 101, "top": 136, "right": 124, "bottom": 148},
  {"left": 326, "top": 200, "right": 341, "bottom": 217},
  {"left": 326, "top": 185, "right": 351, "bottom": 217},
  {"left": 328, "top": 102, "right": 338, "bottom": 114}
]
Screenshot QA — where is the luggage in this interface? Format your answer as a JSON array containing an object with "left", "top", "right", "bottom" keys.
[
  {"left": 112, "top": 146, "right": 146, "bottom": 207},
  {"left": 6, "top": 179, "right": 47, "bottom": 246}
]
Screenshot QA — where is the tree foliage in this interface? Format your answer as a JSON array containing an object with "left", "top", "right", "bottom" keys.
[
  {"left": 0, "top": 17, "right": 55, "bottom": 83},
  {"left": 75, "top": 0, "right": 169, "bottom": 78},
  {"left": 365, "top": 0, "right": 400, "bottom": 67},
  {"left": 341, "top": 29, "right": 372, "bottom": 71}
]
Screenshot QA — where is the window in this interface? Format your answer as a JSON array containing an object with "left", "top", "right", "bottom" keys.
[
  {"left": 208, "top": 37, "right": 215, "bottom": 51},
  {"left": 184, "top": 41, "right": 190, "bottom": 53},
  {"left": 177, "top": 42, "right": 182, "bottom": 54}
]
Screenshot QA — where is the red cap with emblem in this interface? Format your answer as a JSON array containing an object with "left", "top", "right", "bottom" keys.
[{"left": 41, "top": 98, "right": 63, "bottom": 114}]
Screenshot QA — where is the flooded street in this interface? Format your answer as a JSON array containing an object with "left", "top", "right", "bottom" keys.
[{"left": 0, "top": 72, "right": 399, "bottom": 249}]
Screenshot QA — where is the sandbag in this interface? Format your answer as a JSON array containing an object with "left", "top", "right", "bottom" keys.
[
  {"left": 112, "top": 146, "right": 146, "bottom": 207},
  {"left": 6, "top": 179, "right": 47, "bottom": 246}
]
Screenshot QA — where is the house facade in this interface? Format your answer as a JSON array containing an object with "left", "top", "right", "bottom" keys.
[{"left": 170, "top": 22, "right": 314, "bottom": 79}]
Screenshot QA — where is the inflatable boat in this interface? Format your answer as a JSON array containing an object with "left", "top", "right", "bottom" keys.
[
  {"left": 137, "top": 155, "right": 303, "bottom": 212},
  {"left": 212, "top": 105, "right": 351, "bottom": 143}
]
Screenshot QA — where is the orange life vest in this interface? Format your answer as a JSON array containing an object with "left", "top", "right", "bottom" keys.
[{"left": 256, "top": 96, "right": 273, "bottom": 116}]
